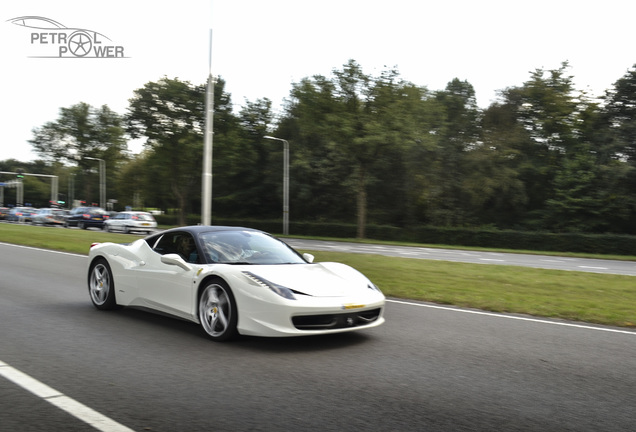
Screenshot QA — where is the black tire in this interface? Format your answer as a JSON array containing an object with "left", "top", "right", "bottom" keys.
[
  {"left": 88, "top": 258, "right": 119, "bottom": 310},
  {"left": 78, "top": 221, "right": 85, "bottom": 229},
  {"left": 198, "top": 279, "right": 238, "bottom": 341}
]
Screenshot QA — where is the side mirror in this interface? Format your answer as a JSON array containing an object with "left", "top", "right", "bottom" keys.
[
  {"left": 303, "top": 253, "right": 314, "bottom": 263},
  {"left": 161, "top": 253, "right": 192, "bottom": 271}
]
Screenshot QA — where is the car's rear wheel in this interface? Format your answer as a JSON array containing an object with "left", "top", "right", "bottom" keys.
[
  {"left": 198, "top": 279, "right": 238, "bottom": 341},
  {"left": 88, "top": 259, "right": 118, "bottom": 310}
]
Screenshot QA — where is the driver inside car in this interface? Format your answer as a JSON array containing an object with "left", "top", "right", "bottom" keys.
[{"left": 176, "top": 235, "right": 199, "bottom": 263}]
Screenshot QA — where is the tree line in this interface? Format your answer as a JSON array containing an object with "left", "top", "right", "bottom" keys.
[{"left": 3, "top": 59, "right": 636, "bottom": 237}]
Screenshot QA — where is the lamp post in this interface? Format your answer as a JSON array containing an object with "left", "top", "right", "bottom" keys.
[
  {"left": 263, "top": 136, "right": 290, "bottom": 235},
  {"left": 85, "top": 157, "right": 106, "bottom": 209},
  {"left": 202, "top": 29, "right": 214, "bottom": 226},
  {"left": 69, "top": 173, "right": 75, "bottom": 209}
]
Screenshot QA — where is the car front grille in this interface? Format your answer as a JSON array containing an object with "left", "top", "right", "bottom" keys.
[{"left": 292, "top": 308, "right": 382, "bottom": 330}]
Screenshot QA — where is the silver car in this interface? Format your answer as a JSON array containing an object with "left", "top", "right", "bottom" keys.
[
  {"left": 31, "top": 208, "right": 66, "bottom": 225},
  {"left": 103, "top": 211, "right": 157, "bottom": 234}
]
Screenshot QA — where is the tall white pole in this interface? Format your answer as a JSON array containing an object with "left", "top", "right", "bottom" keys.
[
  {"left": 263, "top": 136, "right": 290, "bottom": 235},
  {"left": 51, "top": 175, "right": 58, "bottom": 205},
  {"left": 202, "top": 29, "right": 214, "bottom": 225},
  {"left": 283, "top": 139, "right": 289, "bottom": 235},
  {"left": 100, "top": 159, "right": 106, "bottom": 209},
  {"left": 85, "top": 157, "right": 105, "bottom": 209}
]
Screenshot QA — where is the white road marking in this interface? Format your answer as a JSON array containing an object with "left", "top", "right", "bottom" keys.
[
  {"left": 386, "top": 299, "right": 636, "bottom": 336},
  {"left": 578, "top": 266, "right": 608, "bottom": 270},
  {"left": 0, "top": 361, "right": 134, "bottom": 432}
]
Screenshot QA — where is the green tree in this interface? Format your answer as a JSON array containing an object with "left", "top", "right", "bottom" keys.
[
  {"left": 212, "top": 98, "right": 277, "bottom": 218},
  {"left": 603, "top": 65, "right": 636, "bottom": 162},
  {"left": 126, "top": 77, "right": 206, "bottom": 224},
  {"left": 279, "top": 74, "right": 355, "bottom": 223},
  {"left": 364, "top": 70, "right": 442, "bottom": 227},
  {"left": 544, "top": 147, "right": 632, "bottom": 232},
  {"left": 494, "top": 62, "right": 589, "bottom": 229},
  {"left": 29, "top": 102, "right": 127, "bottom": 205},
  {"left": 427, "top": 78, "right": 480, "bottom": 226},
  {"left": 330, "top": 60, "right": 374, "bottom": 237},
  {"left": 279, "top": 61, "right": 446, "bottom": 235},
  {"left": 467, "top": 102, "right": 529, "bottom": 228},
  {"left": 114, "top": 151, "right": 150, "bottom": 210}
]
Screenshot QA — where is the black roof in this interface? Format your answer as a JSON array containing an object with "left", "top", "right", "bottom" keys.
[{"left": 157, "top": 225, "right": 263, "bottom": 235}]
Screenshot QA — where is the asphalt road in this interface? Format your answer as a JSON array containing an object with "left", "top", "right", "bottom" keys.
[
  {"left": 285, "top": 238, "right": 636, "bottom": 276},
  {"left": 1, "top": 242, "right": 636, "bottom": 431}
]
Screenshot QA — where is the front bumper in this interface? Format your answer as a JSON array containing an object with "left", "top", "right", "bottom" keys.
[{"left": 236, "top": 294, "right": 386, "bottom": 337}]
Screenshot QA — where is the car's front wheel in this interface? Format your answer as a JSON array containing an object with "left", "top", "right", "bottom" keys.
[
  {"left": 88, "top": 259, "right": 118, "bottom": 310},
  {"left": 198, "top": 279, "right": 238, "bottom": 341}
]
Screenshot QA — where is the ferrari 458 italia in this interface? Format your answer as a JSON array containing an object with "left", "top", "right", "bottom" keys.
[{"left": 88, "top": 226, "right": 385, "bottom": 341}]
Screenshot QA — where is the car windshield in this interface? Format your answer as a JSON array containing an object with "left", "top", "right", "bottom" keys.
[
  {"left": 198, "top": 230, "right": 306, "bottom": 265},
  {"left": 136, "top": 214, "right": 154, "bottom": 221}
]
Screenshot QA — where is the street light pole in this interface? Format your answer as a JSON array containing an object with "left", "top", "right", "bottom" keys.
[
  {"left": 202, "top": 29, "right": 214, "bottom": 225},
  {"left": 85, "top": 157, "right": 106, "bottom": 208},
  {"left": 263, "top": 136, "right": 290, "bottom": 235}
]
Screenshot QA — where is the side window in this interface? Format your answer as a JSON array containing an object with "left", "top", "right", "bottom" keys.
[
  {"left": 153, "top": 233, "right": 178, "bottom": 255},
  {"left": 152, "top": 232, "right": 199, "bottom": 264}
]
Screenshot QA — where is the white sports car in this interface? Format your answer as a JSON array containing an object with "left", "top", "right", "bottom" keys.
[{"left": 88, "top": 226, "right": 385, "bottom": 341}]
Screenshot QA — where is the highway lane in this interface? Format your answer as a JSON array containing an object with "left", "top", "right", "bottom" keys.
[
  {"left": 1, "top": 242, "right": 636, "bottom": 431},
  {"left": 285, "top": 238, "right": 636, "bottom": 276}
]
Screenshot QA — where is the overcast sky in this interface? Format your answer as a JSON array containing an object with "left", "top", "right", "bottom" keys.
[{"left": 1, "top": 0, "right": 634, "bottom": 162}]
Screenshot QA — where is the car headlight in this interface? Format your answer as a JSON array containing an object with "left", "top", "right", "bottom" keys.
[{"left": 242, "top": 271, "right": 296, "bottom": 300}]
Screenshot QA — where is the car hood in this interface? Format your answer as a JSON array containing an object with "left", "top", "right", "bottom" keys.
[{"left": 244, "top": 262, "right": 372, "bottom": 297}]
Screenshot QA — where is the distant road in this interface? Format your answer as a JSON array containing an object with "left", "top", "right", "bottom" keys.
[
  {"left": 2, "top": 221, "right": 634, "bottom": 275},
  {"left": 285, "top": 239, "right": 636, "bottom": 276}
]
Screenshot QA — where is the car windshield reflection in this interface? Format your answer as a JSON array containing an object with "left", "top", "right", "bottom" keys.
[{"left": 199, "top": 230, "right": 306, "bottom": 265}]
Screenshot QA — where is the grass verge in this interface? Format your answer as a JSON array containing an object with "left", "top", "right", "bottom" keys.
[
  {"left": 2, "top": 223, "right": 635, "bottom": 328},
  {"left": 306, "top": 251, "right": 636, "bottom": 328}
]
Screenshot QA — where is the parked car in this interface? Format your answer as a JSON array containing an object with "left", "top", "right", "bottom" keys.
[
  {"left": 6, "top": 207, "right": 36, "bottom": 222},
  {"left": 31, "top": 208, "right": 66, "bottom": 226},
  {"left": 103, "top": 211, "right": 157, "bottom": 234},
  {"left": 64, "top": 207, "right": 109, "bottom": 229}
]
